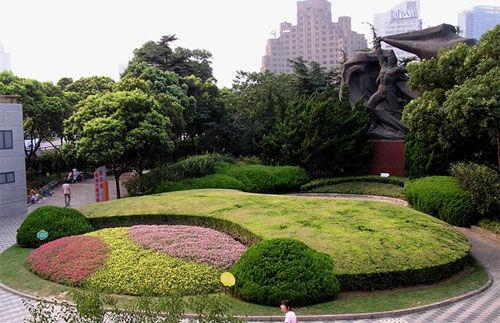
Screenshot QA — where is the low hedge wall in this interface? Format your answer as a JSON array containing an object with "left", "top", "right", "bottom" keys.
[
  {"left": 405, "top": 176, "right": 474, "bottom": 227},
  {"left": 337, "top": 253, "right": 470, "bottom": 291},
  {"left": 301, "top": 176, "right": 407, "bottom": 191}
]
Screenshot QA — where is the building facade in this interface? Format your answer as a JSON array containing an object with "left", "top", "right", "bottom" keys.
[
  {"left": 0, "top": 42, "right": 12, "bottom": 72},
  {"left": 0, "top": 96, "right": 27, "bottom": 217},
  {"left": 373, "top": 0, "right": 422, "bottom": 60},
  {"left": 262, "top": 0, "right": 367, "bottom": 73},
  {"left": 458, "top": 6, "right": 500, "bottom": 41}
]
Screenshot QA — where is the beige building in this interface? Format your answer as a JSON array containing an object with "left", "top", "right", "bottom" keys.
[{"left": 262, "top": 0, "right": 367, "bottom": 73}]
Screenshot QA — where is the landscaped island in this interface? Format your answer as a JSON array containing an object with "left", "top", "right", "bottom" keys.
[{"left": 80, "top": 189, "right": 470, "bottom": 291}]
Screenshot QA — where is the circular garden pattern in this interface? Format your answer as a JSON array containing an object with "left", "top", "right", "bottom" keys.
[{"left": 26, "top": 225, "right": 247, "bottom": 296}]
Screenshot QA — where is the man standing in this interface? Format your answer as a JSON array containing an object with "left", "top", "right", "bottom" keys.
[{"left": 62, "top": 182, "right": 71, "bottom": 207}]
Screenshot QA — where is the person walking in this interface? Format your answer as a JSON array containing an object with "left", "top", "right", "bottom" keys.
[
  {"left": 62, "top": 182, "right": 71, "bottom": 207},
  {"left": 280, "top": 300, "right": 297, "bottom": 323}
]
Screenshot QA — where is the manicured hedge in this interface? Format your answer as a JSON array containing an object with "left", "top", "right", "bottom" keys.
[
  {"left": 405, "top": 176, "right": 474, "bottom": 227},
  {"left": 230, "top": 238, "right": 340, "bottom": 306},
  {"left": 154, "top": 174, "right": 246, "bottom": 193},
  {"left": 17, "top": 206, "right": 93, "bottom": 248},
  {"left": 154, "top": 164, "right": 310, "bottom": 194},
  {"left": 124, "top": 153, "right": 233, "bottom": 196},
  {"left": 301, "top": 176, "right": 407, "bottom": 191}
]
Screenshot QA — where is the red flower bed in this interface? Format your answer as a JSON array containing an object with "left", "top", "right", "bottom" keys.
[{"left": 26, "top": 235, "right": 109, "bottom": 285}]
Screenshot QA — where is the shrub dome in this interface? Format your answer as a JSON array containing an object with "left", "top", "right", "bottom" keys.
[
  {"left": 17, "top": 206, "right": 93, "bottom": 248},
  {"left": 230, "top": 238, "right": 340, "bottom": 306}
]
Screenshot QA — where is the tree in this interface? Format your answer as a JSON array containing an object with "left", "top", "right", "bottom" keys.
[
  {"left": 128, "top": 35, "right": 214, "bottom": 81},
  {"left": 0, "top": 72, "right": 69, "bottom": 165},
  {"left": 403, "top": 25, "right": 500, "bottom": 176},
  {"left": 64, "top": 90, "right": 174, "bottom": 198},
  {"left": 261, "top": 88, "right": 371, "bottom": 174}
]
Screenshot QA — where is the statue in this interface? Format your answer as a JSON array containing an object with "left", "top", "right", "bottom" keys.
[
  {"left": 341, "top": 23, "right": 474, "bottom": 140},
  {"left": 342, "top": 40, "right": 416, "bottom": 139}
]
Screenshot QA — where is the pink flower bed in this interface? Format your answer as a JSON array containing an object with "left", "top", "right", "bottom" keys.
[
  {"left": 129, "top": 225, "right": 247, "bottom": 268},
  {"left": 26, "top": 236, "right": 109, "bottom": 285}
]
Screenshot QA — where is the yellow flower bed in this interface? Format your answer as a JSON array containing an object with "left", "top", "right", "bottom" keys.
[{"left": 86, "top": 228, "right": 220, "bottom": 296}]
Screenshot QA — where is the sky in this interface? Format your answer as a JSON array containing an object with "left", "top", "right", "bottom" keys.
[{"left": 0, "top": 0, "right": 498, "bottom": 88}]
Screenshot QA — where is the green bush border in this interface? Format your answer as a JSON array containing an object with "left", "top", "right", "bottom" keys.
[
  {"left": 87, "top": 213, "right": 469, "bottom": 291},
  {"left": 301, "top": 176, "right": 407, "bottom": 191}
]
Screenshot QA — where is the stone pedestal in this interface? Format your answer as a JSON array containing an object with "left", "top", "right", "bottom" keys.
[{"left": 368, "top": 140, "right": 405, "bottom": 177}]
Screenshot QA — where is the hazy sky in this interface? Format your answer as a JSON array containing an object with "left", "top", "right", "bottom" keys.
[{"left": 0, "top": 0, "right": 497, "bottom": 87}]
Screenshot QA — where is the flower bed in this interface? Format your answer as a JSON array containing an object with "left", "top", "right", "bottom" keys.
[
  {"left": 26, "top": 236, "right": 108, "bottom": 285},
  {"left": 86, "top": 228, "right": 220, "bottom": 296},
  {"left": 129, "top": 225, "right": 246, "bottom": 268}
]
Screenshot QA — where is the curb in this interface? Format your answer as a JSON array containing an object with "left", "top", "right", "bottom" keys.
[{"left": 0, "top": 264, "right": 493, "bottom": 322}]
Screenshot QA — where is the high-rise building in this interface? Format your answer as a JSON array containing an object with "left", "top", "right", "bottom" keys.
[
  {"left": 373, "top": 0, "right": 422, "bottom": 60},
  {"left": 0, "top": 42, "right": 12, "bottom": 72},
  {"left": 262, "top": 0, "right": 367, "bottom": 73},
  {"left": 458, "top": 6, "right": 500, "bottom": 40}
]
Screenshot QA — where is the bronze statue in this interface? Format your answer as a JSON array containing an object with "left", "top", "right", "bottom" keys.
[{"left": 341, "top": 23, "right": 474, "bottom": 140}]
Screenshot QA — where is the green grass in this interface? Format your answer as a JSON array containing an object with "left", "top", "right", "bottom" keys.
[
  {"left": 0, "top": 244, "right": 488, "bottom": 315},
  {"left": 478, "top": 219, "right": 500, "bottom": 235},
  {"left": 80, "top": 189, "right": 469, "bottom": 277},
  {"left": 308, "top": 182, "right": 405, "bottom": 199}
]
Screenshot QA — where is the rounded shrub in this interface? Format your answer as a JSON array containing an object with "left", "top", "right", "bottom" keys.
[
  {"left": 17, "top": 206, "right": 93, "bottom": 248},
  {"left": 229, "top": 238, "right": 340, "bottom": 306},
  {"left": 405, "top": 176, "right": 474, "bottom": 227}
]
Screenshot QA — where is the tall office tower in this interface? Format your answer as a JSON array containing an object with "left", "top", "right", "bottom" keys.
[
  {"left": 373, "top": 0, "right": 422, "bottom": 60},
  {"left": 262, "top": 0, "right": 367, "bottom": 73},
  {"left": 0, "top": 42, "right": 12, "bottom": 72},
  {"left": 458, "top": 6, "right": 500, "bottom": 40}
]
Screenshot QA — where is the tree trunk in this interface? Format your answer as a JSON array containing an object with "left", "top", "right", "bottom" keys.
[
  {"left": 497, "top": 133, "right": 500, "bottom": 170},
  {"left": 114, "top": 171, "right": 122, "bottom": 199}
]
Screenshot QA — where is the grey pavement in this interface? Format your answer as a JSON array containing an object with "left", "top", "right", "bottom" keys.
[{"left": 1, "top": 181, "right": 499, "bottom": 322}]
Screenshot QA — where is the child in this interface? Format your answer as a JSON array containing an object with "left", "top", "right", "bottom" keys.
[{"left": 280, "top": 300, "right": 297, "bottom": 323}]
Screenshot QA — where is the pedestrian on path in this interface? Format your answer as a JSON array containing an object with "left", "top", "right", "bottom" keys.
[
  {"left": 62, "top": 182, "right": 71, "bottom": 207},
  {"left": 280, "top": 300, "right": 297, "bottom": 323}
]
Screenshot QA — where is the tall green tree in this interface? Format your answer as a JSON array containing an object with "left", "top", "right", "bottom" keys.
[
  {"left": 0, "top": 72, "right": 68, "bottom": 164},
  {"left": 129, "top": 35, "right": 213, "bottom": 81},
  {"left": 64, "top": 90, "right": 174, "bottom": 198},
  {"left": 403, "top": 25, "right": 500, "bottom": 176}
]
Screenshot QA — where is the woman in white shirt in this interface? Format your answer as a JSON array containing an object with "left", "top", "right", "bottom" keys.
[{"left": 280, "top": 300, "right": 297, "bottom": 323}]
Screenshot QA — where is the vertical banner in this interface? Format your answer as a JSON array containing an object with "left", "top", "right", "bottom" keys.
[{"left": 94, "top": 166, "right": 107, "bottom": 202}]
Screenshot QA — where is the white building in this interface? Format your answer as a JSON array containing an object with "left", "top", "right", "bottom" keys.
[
  {"left": 0, "top": 96, "right": 27, "bottom": 217},
  {"left": 262, "top": 0, "right": 367, "bottom": 73},
  {"left": 459, "top": 6, "right": 500, "bottom": 41},
  {"left": 0, "top": 42, "right": 12, "bottom": 72},
  {"left": 374, "top": 0, "right": 422, "bottom": 60}
]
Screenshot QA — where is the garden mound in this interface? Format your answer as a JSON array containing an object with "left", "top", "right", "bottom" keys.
[{"left": 80, "top": 189, "right": 471, "bottom": 291}]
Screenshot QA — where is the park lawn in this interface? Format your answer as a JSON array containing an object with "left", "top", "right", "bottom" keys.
[
  {"left": 79, "top": 189, "right": 469, "bottom": 276},
  {"left": 308, "top": 182, "right": 405, "bottom": 198},
  {"left": 0, "top": 244, "right": 488, "bottom": 315}
]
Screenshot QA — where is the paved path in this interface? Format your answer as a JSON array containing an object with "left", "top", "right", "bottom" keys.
[{"left": 1, "top": 186, "right": 499, "bottom": 322}]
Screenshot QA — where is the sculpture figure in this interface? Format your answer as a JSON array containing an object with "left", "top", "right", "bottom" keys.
[{"left": 341, "top": 23, "right": 474, "bottom": 140}]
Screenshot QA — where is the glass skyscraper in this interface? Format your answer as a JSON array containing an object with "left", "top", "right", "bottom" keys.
[{"left": 458, "top": 6, "right": 500, "bottom": 40}]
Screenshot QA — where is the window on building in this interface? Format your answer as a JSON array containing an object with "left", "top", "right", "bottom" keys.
[
  {"left": 0, "top": 171, "right": 15, "bottom": 184},
  {"left": 0, "top": 130, "right": 13, "bottom": 150}
]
